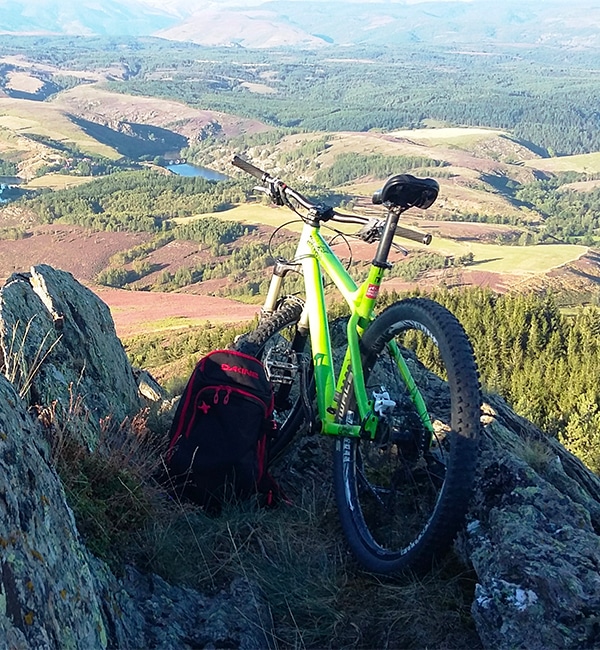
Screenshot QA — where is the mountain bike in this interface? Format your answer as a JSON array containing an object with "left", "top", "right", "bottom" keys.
[{"left": 231, "top": 155, "right": 481, "bottom": 575}]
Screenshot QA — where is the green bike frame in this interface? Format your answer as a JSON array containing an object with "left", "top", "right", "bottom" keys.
[{"left": 263, "top": 219, "right": 435, "bottom": 441}]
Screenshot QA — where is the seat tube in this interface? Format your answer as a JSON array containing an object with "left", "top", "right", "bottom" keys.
[{"left": 301, "top": 231, "right": 335, "bottom": 420}]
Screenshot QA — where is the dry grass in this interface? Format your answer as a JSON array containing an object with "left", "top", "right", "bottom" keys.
[
  {"left": 24, "top": 173, "right": 97, "bottom": 190},
  {"left": 137, "top": 473, "right": 480, "bottom": 649},
  {"left": 389, "top": 126, "right": 506, "bottom": 147},
  {"left": 41, "top": 381, "right": 480, "bottom": 647},
  {"left": 0, "top": 96, "right": 120, "bottom": 159},
  {"left": 1, "top": 317, "right": 62, "bottom": 400}
]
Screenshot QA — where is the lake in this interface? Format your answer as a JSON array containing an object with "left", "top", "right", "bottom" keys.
[{"left": 166, "top": 163, "right": 228, "bottom": 181}]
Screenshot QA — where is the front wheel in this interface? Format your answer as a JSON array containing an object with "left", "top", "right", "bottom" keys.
[
  {"left": 234, "top": 299, "right": 312, "bottom": 461},
  {"left": 333, "top": 298, "right": 480, "bottom": 575}
]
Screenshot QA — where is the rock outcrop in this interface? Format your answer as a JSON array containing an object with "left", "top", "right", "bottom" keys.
[
  {"left": 0, "top": 266, "right": 271, "bottom": 649},
  {"left": 461, "top": 396, "right": 600, "bottom": 649},
  {"left": 1, "top": 264, "right": 600, "bottom": 649},
  {"left": 0, "top": 265, "right": 143, "bottom": 447},
  {"left": 0, "top": 371, "right": 112, "bottom": 649}
]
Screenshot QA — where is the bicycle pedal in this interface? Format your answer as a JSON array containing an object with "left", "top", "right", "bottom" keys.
[{"left": 264, "top": 348, "right": 299, "bottom": 384}]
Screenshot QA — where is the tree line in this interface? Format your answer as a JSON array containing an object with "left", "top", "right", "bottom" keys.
[
  {"left": 23, "top": 170, "right": 246, "bottom": 232},
  {"left": 380, "top": 287, "right": 600, "bottom": 474}
]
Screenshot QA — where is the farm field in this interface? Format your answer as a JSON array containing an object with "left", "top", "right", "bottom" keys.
[
  {"left": 522, "top": 151, "right": 600, "bottom": 174},
  {"left": 5, "top": 208, "right": 586, "bottom": 343},
  {"left": 388, "top": 126, "right": 508, "bottom": 146},
  {"left": 428, "top": 240, "right": 587, "bottom": 274}
]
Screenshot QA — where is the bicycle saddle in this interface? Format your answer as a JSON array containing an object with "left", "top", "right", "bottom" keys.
[{"left": 372, "top": 174, "right": 439, "bottom": 209}]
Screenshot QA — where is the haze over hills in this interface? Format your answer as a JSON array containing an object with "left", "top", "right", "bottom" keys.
[{"left": 0, "top": 0, "right": 599, "bottom": 48}]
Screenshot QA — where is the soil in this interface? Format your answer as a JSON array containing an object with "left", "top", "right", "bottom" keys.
[{"left": 92, "top": 286, "right": 258, "bottom": 339}]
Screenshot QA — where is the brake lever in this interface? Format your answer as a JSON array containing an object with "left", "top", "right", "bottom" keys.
[
  {"left": 356, "top": 218, "right": 384, "bottom": 244},
  {"left": 356, "top": 218, "right": 408, "bottom": 255},
  {"left": 253, "top": 183, "right": 285, "bottom": 206}
]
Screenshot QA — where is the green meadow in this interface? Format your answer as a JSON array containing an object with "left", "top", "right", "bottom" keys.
[
  {"left": 523, "top": 151, "right": 600, "bottom": 174},
  {"left": 189, "top": 205, "right": 588, "bottom": 276},
  {"left": 429, "top": 239, "right": 587, "bottom": 274}
]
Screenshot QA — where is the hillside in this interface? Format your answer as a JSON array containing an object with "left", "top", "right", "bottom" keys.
[
  {"left": 49, "top": 85, "right": 271, "bottom": 144},
  {"left": 0, "top": 0, "right": 599, "bottom": 49},
  {"left": 1, "top": 44, "right": 600, "bottom": 337},
  {"left": 2, "top": 107, "right": 599, "bottom": 336},
  {"left": 0, "top": 75, "right": 271, "bottom": 179}
]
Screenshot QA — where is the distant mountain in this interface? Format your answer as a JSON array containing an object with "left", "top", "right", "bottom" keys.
[
  {"left": 155, "top": 8, "right": 328, "bottom": 48},
  {"left": 0, "top": 0, "right": 598, "bottom": 49},
  {"left": 0, "top": 0, "right": 181, "bottom": 37}
]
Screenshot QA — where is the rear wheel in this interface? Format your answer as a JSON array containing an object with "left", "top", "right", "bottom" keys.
[
  {"left": 235, "top": 299, "right": 312, "bottom": 460},
  {"left": 333, "top": 298, "right": 480, "bottom": 575}
]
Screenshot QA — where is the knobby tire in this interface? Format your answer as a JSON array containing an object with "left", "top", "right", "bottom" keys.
[{"left": 333, "top": 297, "right": 480, "bottom": 575}]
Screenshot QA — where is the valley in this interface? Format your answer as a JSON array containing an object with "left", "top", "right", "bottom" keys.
[
  {"left": 1, "top": 18, "right": 600, "bottom": 648},
  {"left": 1, "top": 37, "right": 599, "bottom": 344}
]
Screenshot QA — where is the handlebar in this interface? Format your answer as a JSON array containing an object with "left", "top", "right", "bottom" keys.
[
  {"left": 231, "top": 155, "right": 432, "bottom": 246},
  {"left": 395, "top": 225, "right": 432, "bottom": 246},
  {"left": 231, "top": 155, "right": 269, "bottom": 182}
]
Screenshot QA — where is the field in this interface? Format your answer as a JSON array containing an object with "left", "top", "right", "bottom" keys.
[
  {"left": 523, "top": 152, "right": 600, "bottom": 174},
  {"left": 1, "top": 71, "right": 599, "bottom": 338},
  {"left": 0, "top": 222, "right": 259, "bottom": 338},
  {"left": 0, "top": 97, "right": 120, "bottom": 161},
  {"left": 24, "top": 173, "right": 96, "bottom": 190},
  {"left": 185, "top": 201, "right": 587, "bottom": 275},
  {"left": 93, "top": 287, "right": 258, "bottom": 338},
  {"left": 389, "top": 126, "right": 508, "bottom": 146}
]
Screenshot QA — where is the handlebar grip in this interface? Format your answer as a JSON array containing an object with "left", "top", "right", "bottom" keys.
[
  {"left": 395, "top": 225, "right": 432, "bottom": 245},
  {"left": 231, "top": 155, "right": 268, "bottom": 181}
]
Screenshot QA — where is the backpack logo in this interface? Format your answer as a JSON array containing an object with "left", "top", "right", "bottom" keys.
[{"left": 221, "top": 362, "right": 259, "bottom": 379}]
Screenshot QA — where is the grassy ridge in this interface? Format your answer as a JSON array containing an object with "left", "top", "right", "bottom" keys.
[{"left": 181, "top": 204, "right": 589, "bottom": 277}]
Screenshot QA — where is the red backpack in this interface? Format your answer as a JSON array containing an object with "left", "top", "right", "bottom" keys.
[{"left": 165, "top": 350, "right": 279, "bottom": 510}]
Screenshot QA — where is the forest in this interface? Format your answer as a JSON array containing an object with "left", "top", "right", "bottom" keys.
[
  {"left": 515, "top": 175, "right": 600, "bottom": 244},
  {"left": 422, "top": 288, "right": 600, "bottom": 475},
  {"left": 1, "top": 35, "right": 599, "bottom": 157},
  {"left": 26, "top": 171, "right": 247, "bottom": 231}
]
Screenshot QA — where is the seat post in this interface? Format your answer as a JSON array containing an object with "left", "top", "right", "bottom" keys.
[{"left": 372, "top": 206, "right": 405, "bottom": 268}]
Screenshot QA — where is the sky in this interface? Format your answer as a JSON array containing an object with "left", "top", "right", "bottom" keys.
[{"left": 134, "top": 0, "right": 473, "bottom": 6}]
